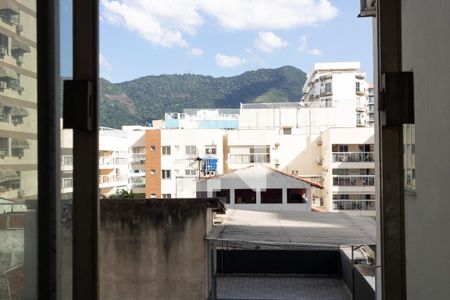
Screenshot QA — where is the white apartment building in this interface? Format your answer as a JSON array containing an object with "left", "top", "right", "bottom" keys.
[
  {"left": 321, "top": 128, "right": 375, "bottom": 216},
  {"left": 123, "top": 125, "right": 147, "bottom": 195},
  {"left": 60, "top": 126, "right": 130, "bottom": 197},
  {"left": 301, "top": 62, "right": 371, "bottom": 128}
]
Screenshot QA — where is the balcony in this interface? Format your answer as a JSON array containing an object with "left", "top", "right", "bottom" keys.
[
  {"left": 130, "top": 177, "right": 146, "bottom": 188},
  {"left": 99, "top": 174, "right": 127, "bottom": 187},
  {"left": 99, "top": 156, "right": 128, "bottom": 168},
  {"left": 228, "top": 153, "right": 270, "bottom": 164},
  {"left": 130, "top": 154, "right": 145, "bottom": 164},
  {"left": 332, "top": 152, "right": 374, "bottom": 163},
  {"left": 355, "top": 89, "right": 366, "bottom": 96},
  {"left": 332, "top": 176, "right": 375, "bottom": 187}
]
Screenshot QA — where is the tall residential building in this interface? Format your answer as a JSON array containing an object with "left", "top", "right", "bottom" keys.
[
  {"left": 321, "top": 127, "right": 375, "bottom": 216},
  {"left": 301, "top": 62, "right": 371, "bottom": 128},
  {"left": 0, "top": 0, "right": 37, "bottom": 201}
]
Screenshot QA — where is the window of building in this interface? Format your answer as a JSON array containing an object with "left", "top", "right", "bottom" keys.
[
  {"left": 162, "top": 169, "right": 171, "bottom": 179},
  {"left": 0, "top": 137, "right": 8, "bottom": 157},
  {"left": 287, "top": 188, "right": 307, "bottom": 204},
  {"left": 213, "top": 189, "right": 230, "bottom": 204},
  {"left": 356, "top": 81, "right": 361, "bottom": 92},
  {"left": 162, "top": 145, "right": 171, "bottom": 155},
  {"left": 150, "top": 194, "right": 156, "bottom": 199},
  {"left": 359, "top": 144, "right": 371, "bottom": 152},
  {"left": 234, "top": 189, "right": 256, "bottom": 204},
  {"left": 185, "top": 169, "right": 197, "bottom": 176},
  {"left": 261, "top": 189, "right": 282, "bottom": 204},
  {"left": 205, "top": 145, "right": 216, "bottom": 155},
  {"left": 11, "top": 148, "right": 24, "bottom": 158},
  {"left": 282, "top": 127, "right": 292, "bottom": 135},
  {"left": 149, "top": 145, "right": 156, "bottom": 152},
  {"left": 332, "top": 144, "right": 348, "bottom": 152},
  {"left": 0, "top": 106, "right": 9, "bottom": 122},
  {"left": 0, "top": 33, "right": 8, "bottom": 56},
  {"left": 185, "top": 145, "right": 196, "bottom": 155},
  {"left": 149, "top": 169, "right": 156, "bottom": 175},
  {"left": 325, "top": 82, "right": 332, "bottom": 93},
  {"left": 162, "top": 194, "right": 171, "bottom": 199}
]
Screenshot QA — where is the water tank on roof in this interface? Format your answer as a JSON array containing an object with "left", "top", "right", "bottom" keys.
[{"left": 202, "top": 157, "right": 218, "bottom": 172}]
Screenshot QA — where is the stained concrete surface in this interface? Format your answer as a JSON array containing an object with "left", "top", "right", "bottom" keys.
[{"left": 208, "top": 209, "right": 376, "bottom": 249}]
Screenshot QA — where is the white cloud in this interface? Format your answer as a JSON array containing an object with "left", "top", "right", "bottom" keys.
[
  {"left": 101, "top": 0, "right": 202, "bottom": 47},
  {"left": 99, "top": 53, "right": 112, "bottom": 71},
  {"left": 189, "top": 48, "right": 204, "bottom": 56},
  {"left": 298, "top": 35, "right": 323, "bottom": 56},
  {"left": 308, "top": 48, "right": 323, "bottom": 56},
  {"left": 215, "top": 53, "right": 246, "bottom": 68},
  {"left": 254, "top": 32, "right": 288, "bottom": 53},
  {"left": 101, "top": 0, "right": 338, "bottom": 47}
]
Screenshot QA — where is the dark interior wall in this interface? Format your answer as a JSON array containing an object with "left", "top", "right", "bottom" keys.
[
  {"left": 217, "top": 250, "right": 340, "bottom": 275},
  {"left": 99, "top": 199, "right": 210, "bottom": 300}
]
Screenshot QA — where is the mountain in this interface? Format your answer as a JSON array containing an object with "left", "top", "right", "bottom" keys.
[{"left": 100, "top": 65, "right": 307, "bottom": 128}]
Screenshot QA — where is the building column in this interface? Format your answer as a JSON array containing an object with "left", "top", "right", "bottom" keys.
[
  {"left": 230, "top": 188, "right": 235, "bottom": 206},
  {"left": 256, "top": 189, "right": 261, "bottom": 205}
]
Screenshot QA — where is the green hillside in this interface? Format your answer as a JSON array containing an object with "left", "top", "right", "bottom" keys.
[{"left": 100, "top": 65, "right": 306, "bottom": 128}]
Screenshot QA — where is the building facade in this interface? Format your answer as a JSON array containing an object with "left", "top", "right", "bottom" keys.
[{"left": 0, "top": 0, "right": 37, "bottom": 201}]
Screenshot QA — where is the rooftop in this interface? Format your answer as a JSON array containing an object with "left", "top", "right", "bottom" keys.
[{"left": 207, "top": 209, "right": 376, "bottom": 250}]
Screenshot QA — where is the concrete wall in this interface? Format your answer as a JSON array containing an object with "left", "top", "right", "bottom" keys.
[
  {"left": 400, "top": 1, "right": 450, "bottom": 299},
  {"left": 100, "top": 199, "right": 213, "bottom": 300}
]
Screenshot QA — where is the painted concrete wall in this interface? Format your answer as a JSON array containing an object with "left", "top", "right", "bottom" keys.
[
  {"left": 400, "top": 1, "right": 450, "bottom": 299},
  {"left": 100, "top": 199, "right": 213, "bottom": 300}
]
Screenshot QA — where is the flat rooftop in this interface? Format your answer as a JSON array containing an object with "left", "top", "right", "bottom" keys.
[{"left": 207, "top": 209, "right": 376, "bottom": 249}]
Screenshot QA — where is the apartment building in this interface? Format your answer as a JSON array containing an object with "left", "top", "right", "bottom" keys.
[
  {"left": 60, "top": 126, "right": 130, "bottom": 197},
  {"left": 145, "top": 128, "right": 225, "bottom": 199},
  {"left": 123, "top": 125, "right": 147, "bottom": 196},
  {"left": 0, "top": 0, "right": 37, "bottom": 201},
  {"left": 301, "top": 62, "right": 371, "bottom": 128},
  {"left": 321, "top": 128, "right": 375, "bottom": 216}
]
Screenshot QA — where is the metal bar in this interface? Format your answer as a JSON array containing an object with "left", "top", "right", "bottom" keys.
[
  {"left": 37, "top": 0, "right": 60, "bottom": 299},
  {"left": 377, "top": 0, "right": 407, "bottom": 299},
  {"left": 72, "top": 0, "right": 99, "bottom": 299}
]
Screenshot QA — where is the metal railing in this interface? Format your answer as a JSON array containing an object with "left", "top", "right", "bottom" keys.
[
  {"left": 99, "top": 174, "right": 127, "bottom": 185},
  {"left": 228, "top": 153, "right": 270, "bottom": 164},
  {"left": 332, "top": 152, "right": 374, "bottom": 163},
  {"left": 333, "top": 176, "right": 375, "bottom": 186},
  {"left": 130, "top": 154, "right": 146, "bottom": 164}
]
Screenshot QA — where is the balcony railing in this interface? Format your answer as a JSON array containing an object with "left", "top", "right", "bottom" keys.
[
  {"left": 130, "top": 154, "right": 146, "bottom": 164},
  {"left": 99, "top": 156, "right": 128, "bottom": 166},
  {"left": 99, "top": 174, "right": 127, "bottom": 185},
  {"left": 228, "top": 153, "right": 270, "bottom": 164},
  {"left": 333, "top": 176, "right": 375, "bottom": 186},
  {"left": 332, "top": 152, "right": 374, "bottom": 163},
  {"left": 333, "top": 200, "right": 375, "bottom": 210}
]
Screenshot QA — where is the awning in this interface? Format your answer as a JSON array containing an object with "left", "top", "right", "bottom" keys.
[
  {"left": 0, "top": 0, "right": 19, "bottom": 13},
  {"left": 11, "top": 106, "right": 28, "bottom": 117},
  {"left": 12, "top": 39, "right": 31, "bottom": 53},
  {"left": 0, "top": 66, "right": 18, "bottom": 80},
  {"left": 11, "top": 138, "right": 30, "bottom": 149},
  {"left": 0, "top": 169, "right": 19, "bottom": 183}
]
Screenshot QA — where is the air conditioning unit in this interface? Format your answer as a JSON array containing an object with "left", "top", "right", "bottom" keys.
[
  {"left": 0, "top": 81, "right": 7, "bottom": 90},
  {"left": 16, "top": 55, "right": 24, "bottom": 65},
  {"left": 359, "top": 0, "right": 376, "bottom": 17},
  {"left": 16, "top": 24, "right": 23, "bottom": 33},
  {"left": 17, "top": 87, "right": 24, "bottom": 94},
  {"left": 0, "top": 47, "right": 7, "bottom": 56}
]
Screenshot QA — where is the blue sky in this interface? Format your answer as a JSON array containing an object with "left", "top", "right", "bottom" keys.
[{"left": 67, "top": 1, "right": 374, "bottom": 83}]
